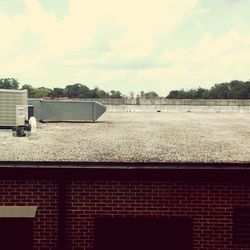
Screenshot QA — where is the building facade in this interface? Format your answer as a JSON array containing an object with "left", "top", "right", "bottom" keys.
[{"left": 0, "top": 162, "right": 250, "bottom": 250}]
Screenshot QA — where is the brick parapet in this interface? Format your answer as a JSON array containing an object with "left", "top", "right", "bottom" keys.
[{"left": 1, "top": 178, "right": 250, "bottom": 249}]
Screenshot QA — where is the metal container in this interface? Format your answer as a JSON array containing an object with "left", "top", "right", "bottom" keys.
[
  {"left": 28, "top": 99, "right": 106, "bottom": 122},
  {"left": 0, "top": 89, "right": 28, "bottom": 128}
]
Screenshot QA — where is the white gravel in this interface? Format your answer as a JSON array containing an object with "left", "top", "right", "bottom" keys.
[{"left": 0, "top": 112, "right": 250, "bottom": 163}]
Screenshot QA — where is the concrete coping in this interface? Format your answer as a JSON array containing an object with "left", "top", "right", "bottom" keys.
[
  {"left": 0, "top": 89, "right": 27, "bottom": 94},
  {"left": 0, "top": 206, "right": 37, "bottom": 218}
]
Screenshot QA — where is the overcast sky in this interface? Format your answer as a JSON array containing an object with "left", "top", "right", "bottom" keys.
[{"left": 0, "top": 0, "right": 250, "bottom": 96}]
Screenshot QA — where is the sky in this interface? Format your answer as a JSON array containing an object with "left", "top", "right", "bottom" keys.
[{"left": 0, "top": 0, "right": 250, "bottom": 96}]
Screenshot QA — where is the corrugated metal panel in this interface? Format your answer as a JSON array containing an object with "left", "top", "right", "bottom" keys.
[
  {"left": 93, "top": 101, "right": 106, "bottom": 121},
  {"left": 41, "top": 101, "right": 94, "bottom": 121},
  {"left": 28, "top": 99, "right": 42, "bottom": 121},
  {"left": 28, "top": 99, "right": 106, "bottom": 122},
  {"left": 0, "top": 89, "right": 28, "bottom": 127}
]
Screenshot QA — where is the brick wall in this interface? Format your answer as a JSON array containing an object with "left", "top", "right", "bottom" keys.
[
  {"left": 66, "top": 180, "right": 250, "bottom": 250},
  {"left": 0, "top": 179, "right": 59, "bottom": 249},
  {"left": 1, "top": 177, "right": 250, "bottom": 249}
]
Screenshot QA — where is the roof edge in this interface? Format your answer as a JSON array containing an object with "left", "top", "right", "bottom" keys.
[{"left": 0, "top": 161, "right": 250, "bottom": 170}]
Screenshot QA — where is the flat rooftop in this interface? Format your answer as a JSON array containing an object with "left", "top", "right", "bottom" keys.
[{"left": 0, "top": 112, "right": 250, "bottom": 163}]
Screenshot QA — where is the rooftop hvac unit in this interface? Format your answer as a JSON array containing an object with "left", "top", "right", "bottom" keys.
[
  {"left": 28, "top": 99, "right": 106, "bottom": 122},
  {"left": 0, "top": 89, "right": 28, "bottom": 128},
  {"left": 16, "top": 105, "right": 28, "bottom": 126}
]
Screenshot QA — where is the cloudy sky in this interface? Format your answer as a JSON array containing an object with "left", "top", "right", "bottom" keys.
[{"left": 0, "top": 0, "right": 250, "bottom": 96}]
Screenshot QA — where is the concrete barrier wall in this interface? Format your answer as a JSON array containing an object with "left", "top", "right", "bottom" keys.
[
  {"left": 28, "top": 99, "right": 250, "bottom": 112},
  {"left": 81, "top": 98, "right": 137, "bottom": 105},
  {"left": 82, "top": 98, "right": 250, "bottom": 106},
  {"left": 30, "top": 98, "right": 250, "bottom": 106},
  {"left": 107, "top": 105, "right": 250, "bottom": 113}
]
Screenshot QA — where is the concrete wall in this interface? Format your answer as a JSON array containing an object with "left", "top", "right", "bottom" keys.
[
  {"left": 106, "top": 104, "right": 250, "bottom": 113},
  {"left": 29, "top": 98, "right": 250, "bottom": 113},
  {"left": 82, "top": 98, "right": 250, "bottom": 106}
]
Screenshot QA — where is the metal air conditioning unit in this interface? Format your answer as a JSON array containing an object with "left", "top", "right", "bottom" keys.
[{"left": 0, "top": 89, "right": 31, "bottom": 136}]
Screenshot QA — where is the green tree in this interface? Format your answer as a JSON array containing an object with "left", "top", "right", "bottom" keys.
[
  {"left": 84, "top": 89, "right": 99, "bottom": 98},
  {"left": 227, "top": 80, "right": 247, "bottom": 98},
  {"left": 166, "top": 80, "right": 250, "bottom": 99},
  {"left": 21, "top": 84, "right": 36, "bottom": 98},
  {"left": 109, "top": 90, "right": 122, "bottom": 99},
  {"left": 0, "top": 78, "right": 20, "bottom": 89},
  {"left": 238, "top": 81, "right": 250, "bottom": 98},
  {"left": 93, "top": 87, "right": 109, "bottom": 98},
  {"left": 147, "top": 91, "right": 159, "bottom": 99},
  {"left": 195, "top": 87, "right": 209, "bottom": 98},
  {"left": 49, "top": 88, "right": 65, "bottom": 98},
  {"left": 209, "top": 83, "right": 230, "bottom": 99},
  {"left": 167, "top": 90, "right": 180, "bottom": 99},
  {"left": 185, "top": 87, "right": 209, "bottom": 99},
  {"left": 34, "top": 87, "right": 52, "bottom": 98},
  {"left": 64, "top": 83, "right": 90, "bottom": 98}
]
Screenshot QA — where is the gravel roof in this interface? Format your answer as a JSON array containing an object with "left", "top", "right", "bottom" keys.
[{"left": 0, "top": 112, "right": 250, "bottom": 163}]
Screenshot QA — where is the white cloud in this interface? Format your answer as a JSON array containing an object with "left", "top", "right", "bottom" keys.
[
  {"left": 1, "top": 0, "right": 200, "bottom": 93},
  {"left": 193, "top": 7, "right": 210, "bottom": 16},
  {"left": 0, "top": 56, "right": 44, "bottom": 77},
  {"left": 162, "top": 29, "right": 250, "bottom": 63},
  {"left": 74, "top": 68, "right": 139, "bottom": 94},
  {"left": 109, "top": 0, "right": 198, "bottom": 59},
  {"left": 6, "top": 0, "right": 249, "bottom": 95},
  {"left": 160, "top": 29, "right": 250, "bottom": 89},
  {"left": 0, "top": 12, "right": 28, "bottom": 55},
  {"left": 0, "top": 0, "right": 198, "bottom": 68}
]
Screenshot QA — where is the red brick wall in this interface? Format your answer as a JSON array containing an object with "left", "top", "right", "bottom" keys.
[
  {"left": 1, "top": 178, "right": 250, "bottom": 250},
  {"left": 66, "top": 180, "right": 250, "bottom": 250},
  {"left": 0, "top": 179, "right": 59, "bottom": 249}
]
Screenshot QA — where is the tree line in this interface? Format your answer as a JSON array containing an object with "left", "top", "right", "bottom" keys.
[
  {"left": 0, "top": 78, "right": 123, "bottom": 98},
  {"left": 167, "top": 80, "right": 250, "bottom": 99},
  {"left": 1, "top": 78, "right": 250, "bottom": 99}
]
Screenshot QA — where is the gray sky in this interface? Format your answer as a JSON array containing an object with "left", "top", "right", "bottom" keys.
[{"left": 1, "top": 0, "right": 250, "bottom": 95}]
